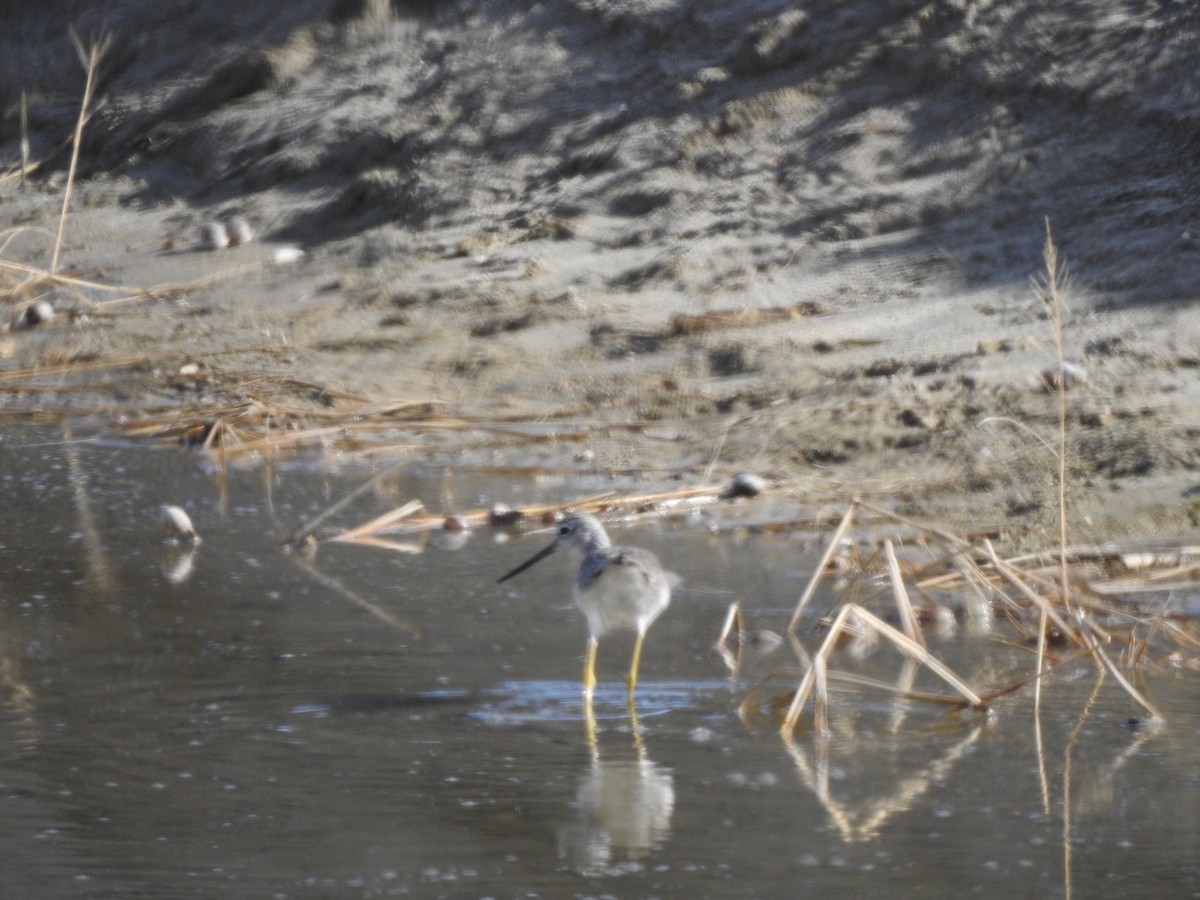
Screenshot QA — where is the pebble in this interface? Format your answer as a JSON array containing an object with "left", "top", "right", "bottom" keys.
[
  {"left": 23, "top": 299, "right": 55, "bottom": 327},
  {"left": 161, "top": 505, "right": 200, "bottom": 543},
  {"left": 271, "top": 247, "right": 305, "bottom": 265},
  {"left": 199, "top": 222, "right": 229, "bottom": 251},
  {"left": 224, "top": 216, "right": 254, "bottom": 247},
  {"left": 722, "top": 472, "right": 766, "bottom": 499},
  {"left": 1040, "top": 362, "right": 1086, "bottom": 392},
  {"left": 487, "top": 504, "right": 525, "bottom": 527}
]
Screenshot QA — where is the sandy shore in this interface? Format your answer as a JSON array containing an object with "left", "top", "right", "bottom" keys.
[{"left": 3, "top": 1, "right": 1199, "bottom": 545}]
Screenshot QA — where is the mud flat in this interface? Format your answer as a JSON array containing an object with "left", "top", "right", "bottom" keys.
[{"left": 2, "top": 1, "right": 1199, "bottom": 545}]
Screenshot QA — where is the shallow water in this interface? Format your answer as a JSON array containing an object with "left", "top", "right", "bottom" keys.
[{"left": 2, "top": 430, "right": 1200, "bottom": 899}]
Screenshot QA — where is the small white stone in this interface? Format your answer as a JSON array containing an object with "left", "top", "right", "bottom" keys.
[
  {"left": 161, "top": 505, "right": 200, "bottom": 543},
  {"left": 271, "top": 246, "right": 305, "bottom": 265},
  {"left": 199, "top": 222, "right": 229, "bottom": 251},
  {"left": 23, "top": 300, "right": 55, "bottom": 326},
  {"left": 723, "top": 472, "right": 766, "bottom": 499},
  {"left": 224, "top": 216, "right": 254, "bottom": 247}
]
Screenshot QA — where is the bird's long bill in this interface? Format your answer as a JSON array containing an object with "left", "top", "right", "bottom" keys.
[{"left": 497, "top": 541, "right": 557, "bottom": 583}]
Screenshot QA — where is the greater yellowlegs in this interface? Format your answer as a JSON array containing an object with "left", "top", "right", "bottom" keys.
[{"left": 498, "top": 513, "right": 671, "bottom": 697}]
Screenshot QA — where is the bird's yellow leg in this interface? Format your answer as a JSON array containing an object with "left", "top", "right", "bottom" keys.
[
  {"left": 627, "top": 631, "right": 646, "bottom": 696},
  {"left": 626, "top": 691, "right": 647, "bottom": 759},
  {"left": 583, "top": 637, "right": 598, "bottom": 697},
  {"left": 584, "top": 691, "right": 599, "bottom": 760}
]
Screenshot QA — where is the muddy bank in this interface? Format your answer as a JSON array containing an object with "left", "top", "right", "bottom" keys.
[{"left": 2, "top": 0, "right": 1199, "bottom": 544}]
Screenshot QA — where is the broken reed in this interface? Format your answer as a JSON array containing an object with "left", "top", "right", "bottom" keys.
[{"left": 729, "top": 498, "right": 1182, "bottom": 738}]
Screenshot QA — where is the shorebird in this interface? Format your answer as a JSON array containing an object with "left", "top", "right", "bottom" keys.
[{"left": 498, "top": 513, "right": 671, "bottom": 697}]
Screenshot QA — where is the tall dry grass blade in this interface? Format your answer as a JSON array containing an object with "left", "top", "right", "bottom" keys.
[
  {"left": 714, "top": 601, "right": 746, "bottom": 673},
  {"left": 19, "top": 89, "right": 29, "bottom": 186},
  {"left": 782, "top": 604, "right": 852, "bottom": 734},
  {"left": 884, "top": 539, "right": 923, "bottom": 647},
  {"left": 715, "top": 601, "right": 743, "bottom": 648},
  {"left": 846, "top": 605, "right": 984, "bottom": 708},
  {"left": 788, "top": 501, "right": 857, "bottom": 632},
  {"left": 334, "top": 535, "right": 425, "bottom": 554},
  {"left": 51, "top": 30, "right": 110, "bottom": 276},
  {"left": 1038, "top": 219, "right": 1074, "bottom": 617},
  {"left": 827, "top": 668, "right": 966, "bottom": 707},
  {"left": 329, "top": 499, "right": 427, "bottom": 544},
  {"left": 1083, "top": 629, "right": 1162, "bottom": 719},
  {"left": 984, "top": 540, "right": 1077, "bottom": 639},
  {"left": 1034, "top": 604, "right": 1048, "bottom": 716},
  {"left": 209, "top": 425, "right": 345, "bottom": 458}
]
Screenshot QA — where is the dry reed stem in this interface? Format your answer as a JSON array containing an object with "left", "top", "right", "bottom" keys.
[
  {"left": 714, "top": 601, "right": 745, "bottom": 674},
  {"left": 1039, "top": 220, "right": 1074, "bottom": 621},
  {"left": 884, "top": 539, "right": 923, "bottom": 648},
  {"left": 50, "top": 31, "right": 109, "bottom": 276},
  {"left": 19, "top": 89, "right": 28, "bottom": 186},
  {"left": 1082, "top": 632, "right": 1162, "bottom": 719},
  {"left": 984, "top": 540, "right": 1077, "bottom": 638},
  {"left": 847, "top": 606, "right": 983, "bottom": 707},
  {"left": 333, "top": 535, "right": 425, "bottom": 553},
  {"left": 783, "top": 604, "right": 850, "bottom": 734},
  {"left": 326, "top": 483, "right": 728, "bottom": 545},
  {"left": 984, "top": 542, "right": 1163, "bottom": 717},
  {"left": 669, "top": 301, "right": 820, "bottom": 336},
  {"left": 788, "top": 501, "right": 857, "bottom": 632},
  {"left": 827, "top": 668, "right": 970, "bottom": 707},
  {"left": 781, "top": 602, "right": 984, "bottom": 735},
  {"left": 329, "top": 499, "right": 427, "bottom": 544},
  {"left": 715, "top": 601, "right": 744, "bottom": 648},
  {"left": 0, "top": 259, "right": 130, "bottom": 294}
]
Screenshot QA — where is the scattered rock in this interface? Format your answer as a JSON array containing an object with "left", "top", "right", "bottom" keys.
[
  {"left": 1040, "top": 362, "right": 1087, "bottom": 392},
  {"left": 22, "top": 300, "right": 55, "bottom": 327},
  {"left": 225, "top": 216, "right": 254, "bottom": 246},
  {"left": 488, "top": 504, "right": 524, "bottom": 527},
  {"left": 722, "top": 473, "right": 767, "bottom": 499},
  {"left": 898, "top": 408, "right": 936, "bottom": 429},
  {"left": 199, "top": 222, "right": 229, "bottom": 251},
  {"left": 161, "top": 505, "right": 200, "bottom": 543},
  {"left": 443, "top": 514, "right": 471, "bottom": 533},
  {"left": 271, "top": 246, "right": 305, "bottom": 265}
]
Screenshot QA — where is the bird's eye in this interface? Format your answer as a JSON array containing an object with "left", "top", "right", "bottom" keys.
[{"left": 558, "top": 524, "right": 571, "bottom": 536}]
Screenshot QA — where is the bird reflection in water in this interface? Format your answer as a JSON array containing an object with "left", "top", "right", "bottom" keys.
[{"left": 557, "top": 698, "right": 675, "bottom": 876}]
